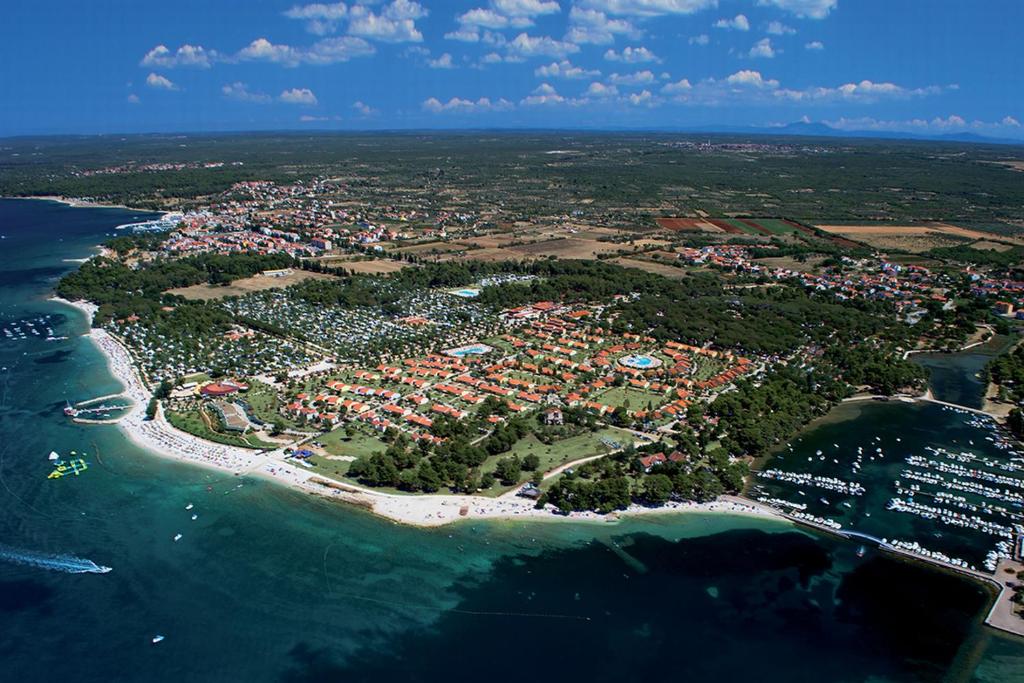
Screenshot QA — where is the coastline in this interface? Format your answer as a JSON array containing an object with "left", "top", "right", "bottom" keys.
[
  {"left": 8, "top": 195, "right": 154, "bottom": 213},
  {"left": 52, "top": 295, "right": 785, "bottom": 529}
]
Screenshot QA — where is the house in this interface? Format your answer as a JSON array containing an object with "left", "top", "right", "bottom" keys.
[
  {"left": 543, "top": 408, "right": 564, "bottom": 426},
  {"left": 639, "top": 453, "right": 667, "bottom": 471}
]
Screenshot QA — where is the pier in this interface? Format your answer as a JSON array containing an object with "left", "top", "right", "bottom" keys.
[
  {"left": 759, "top": 501, "right": 1024, "bottom": 638},
  {"left": 842, "top": 393, "right": 1001, "bottom": 420},
  {"left": 65, "top": 393, "right": 132, "bottom": 423}
]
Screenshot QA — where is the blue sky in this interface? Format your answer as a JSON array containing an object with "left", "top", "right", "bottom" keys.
[{"left": 1, "top": 0, "right": 1021, "bottom": 137}]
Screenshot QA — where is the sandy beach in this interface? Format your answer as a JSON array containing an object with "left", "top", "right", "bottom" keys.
[{"left": 52, "top": 295, "right": 785, "bottom": 529}]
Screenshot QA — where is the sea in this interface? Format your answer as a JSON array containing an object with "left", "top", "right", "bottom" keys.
[{"left": 0, "top": 197, "right": 1023, "bottom": 682}]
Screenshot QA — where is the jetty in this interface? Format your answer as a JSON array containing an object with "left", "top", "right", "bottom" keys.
[
  {"left": 842, "top": 393, "right": 1000, "bottom": 420},
  {"left": 764, "top": 503, "right": 1024, "bottom": 638},
  {"left": 65, "top": 394, "right": 132, "bottom": 423}
]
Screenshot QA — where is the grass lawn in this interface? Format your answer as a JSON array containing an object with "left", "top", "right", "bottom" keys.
[
  {"left": 165, "top": 407, "right": 276, "bottom": 449},
  {"left": 243, "top": 380, "right": 304, "bottom": 429},
  {"left": 478, "top": 426, "right": 634, "bottom": 495},
  {"left": 304, "top": 455, "right": 353, "bottom": 482},
  {"left": 319, "top": 425, "right": 389, "bottom": 459},
  {"left": 593, "top": 386, "right": 667, "bottom": 411},
  {"left": 690, "top": 356, "right": 727, "bottom": 382}
]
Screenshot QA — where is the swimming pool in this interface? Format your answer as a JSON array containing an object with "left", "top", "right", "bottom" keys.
[
  {"left": 619, "top": 354, "right": 662, "bottom": 369},
  {"left": 444, "top": 343, "right": 494, "bottom": 357},
  {"left": 451, "top": 288, "right": 481, "bottom": 298}
]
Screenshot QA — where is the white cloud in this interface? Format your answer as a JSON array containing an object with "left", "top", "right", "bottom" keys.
[
  {"left": 521, "top": 82, "right": 569, "bottom": 105},
  {"left": 689, "top": 33, "right": 709, "bottom": 45},
  {"left": 141, "top": 44, "right": 217, "bottom": 68},
  {"left": 821, "top": 114, "right": 1024, "bottom": 136},
  {"left": 604, "top": 46, "right": 660, "bottom": 63},
  {"left": 564, "top": 7, "right": 640, "bottom": 45},
  {"left": 492, "top": 0, "right": 561, "bottom": 17},
  {"left": 766, "top": 20, "right": 796, "bottom": 35},
  {"left": 280, "top": 87, "right": 319, "bottom": 105},
  {"left": 805, "top": 40, "right": 824, "bottom": 50},
  {"left": 284, "top": 2, "right": 349, "bottom": 34},
  {"left": 506, "top": 33, "right": 580, "bottom": 58},
  {"left": 577, "top": 1, "right": 717, "bottom": 17},
  {"left": 237, "top": 38, "right": 303, "bottom": 65},
  {"left": 428, "top": 53, "right": 456, "bottom": 68},
  {"left": 222, "top": 82, "right": 272, "bottom": 103},
  {"left": 726, "top": 69, "right": 779, "bottom": 89},
  {"left": 714, "top": 14, "right": 749, "bottom": 31},
  {"left": 748, "top": 38, "right": 778, "bottom": 58},
  {"left": 126, "top": 94, "right": 140, "bottom": 104},
  {"left": 776, "top": 79, "right": 950, "bottom": 103},
  {"left": 284, "top": 2, "right": 348, "bottom": 20},
  {"left": 608, "top": 69, "right": 655, "bottom": 86},
  {"left": 236, "top": 36, "right": 374, "bottom": 66},
  {"left": 661, "top": 78, "right": 692, "bottom": 95},
  {"left": 348, "top": 1, "right": 427, "bottom": 43},
  {"left": 422, "top": 96, "right": 514, "bottom": 112},
  {"left": 535, "top": 60, "right": 601, "bottom": 79},
  {"left": 458, "top": 8, "right": 527, "bottom": 30},
  {"left": 586, "top": 81, "right": 619, "bottom": 97},
  {"left": 306, "top": 36, "right": 377, "bottom": 63},
  {"left": 145, "top": 73, "right": 177, "bottom": 90},
  {"left": 453, "top": 0, "right": 560, "bottom": 38},
  {"left": 756, "top": 0, "right": 837, "bottom": 19},
  {"left": 353, "top": 100, "right": 377, "bottom": 116},
  {"left": 627, "top": 89, "right": 656, "bottom": 106}
]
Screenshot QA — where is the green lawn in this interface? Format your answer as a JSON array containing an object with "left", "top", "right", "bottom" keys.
[
  {"left": 592, "top": 386, "right": 667, "bottom": 411},
  {"left": 244, "top": 380, "right": 305, "bottom": 429},
  {"left": 304, "top": 455, "right": 353, "bottom": 482},
  {"left": 165, "top": 407, "right": 276, "bottom": 449},
  {"left": 318, "top": 425, "right": 389, "bottom": 459},
  {"left": 690, "top": 356, "right": 727, "bottom": 382},
  {"left": 478, "top": 426, "right": 635, "bottom": 495}
]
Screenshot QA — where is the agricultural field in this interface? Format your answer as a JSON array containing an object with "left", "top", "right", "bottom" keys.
[
  {"left": 816, "top": 223, "right": 1024, "bottom": 253},
  {"left": 315, "top": 257, "right": 413, "bottom": 275},
  {"left": 505, "top": 237, "right": 624, "bottom": 259},
  {"left": 168, "top": 270, "right": 339, "bottom": 300},
  {"left": 608, "top": 257, "right": 687, "bottom": 279}
]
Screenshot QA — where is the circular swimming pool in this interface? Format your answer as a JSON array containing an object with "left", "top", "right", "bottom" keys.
[{"left": 619, "top": 354, "right": 662, "bottom": 369}]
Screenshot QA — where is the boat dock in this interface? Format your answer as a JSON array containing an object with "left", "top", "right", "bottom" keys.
[{"left": 64, "top": 394, "right": 131, "bottom": 423}]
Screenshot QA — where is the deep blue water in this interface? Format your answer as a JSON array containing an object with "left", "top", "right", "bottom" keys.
[{"left": 0, "top": 198, "right": 1022, "bottom": 682}]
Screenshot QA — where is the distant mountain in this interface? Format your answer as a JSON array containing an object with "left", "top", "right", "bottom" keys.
[{"left": 692, "top": 120, "right": 1024, "bottom": 146}]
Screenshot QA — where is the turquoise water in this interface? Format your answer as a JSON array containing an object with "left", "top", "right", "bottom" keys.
[
  {"left": 620, "top": 354, "right": 657, "bottom": 369},
  {"left": 1, "top": 199, "right": 1023, "bottom": 682}
]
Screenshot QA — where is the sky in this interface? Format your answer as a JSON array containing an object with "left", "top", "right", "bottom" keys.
[{"left": 1, "top": 0, "right": 1022, "bottom": 138}]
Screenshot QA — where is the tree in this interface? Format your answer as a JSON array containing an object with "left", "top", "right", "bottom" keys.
[
  {"left": 641, "top": 474, "right": 673, "bottom": 505},
  {"left": 146, "top": 398, "right": 158, "bottom": 420},
  {"left": 494, "top": 456, "right": 522, "bottom": 486},
  {"left": 521, "top": 453, "right": 541, "bottom": 471}
]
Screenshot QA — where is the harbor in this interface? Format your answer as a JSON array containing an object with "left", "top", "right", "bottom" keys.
[{"left": 750, "top": 340, "right": 1024, "bottom": 637}]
